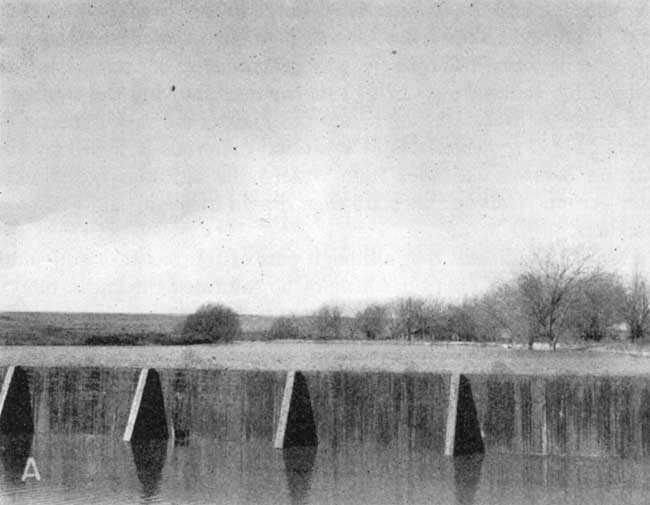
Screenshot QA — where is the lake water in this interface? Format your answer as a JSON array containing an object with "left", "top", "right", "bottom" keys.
[
  {"left": 2, "top": 433, "right": 650, "bottom": 504},
  {"left": 2, "top": 367, "right": 650, "bottom": 504}
]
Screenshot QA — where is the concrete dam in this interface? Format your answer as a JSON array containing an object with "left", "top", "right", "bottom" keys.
[{"left": 2, "top": 365, "right": 650, "bottom": 459}]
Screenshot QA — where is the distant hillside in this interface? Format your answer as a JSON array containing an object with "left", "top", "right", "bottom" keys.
[
  {"left": 0, "top": 311, "right": 280, "bottom": 345},
  {"left": 0, "top": 311, "right": 360, "bottom": 345},
  {"left": 0, "top": 312, "right": 364, "bottom": 345}
]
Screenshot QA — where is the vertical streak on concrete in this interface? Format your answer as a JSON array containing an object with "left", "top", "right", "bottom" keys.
[
  {"left": 445, "top": 373, "right": 460, "bottom": 456},
  {"left": 531, "top": 379, "right": 548, "bottom": 455},
  {"left": 535, "top": 379, "right": 549, "bottom": 455},
  {"left": 169, "top": 418, "right": 176, "bottom": 445},
  {"left": 542, "top": 453, "right": 549, "bottom": 487},
  {"left": 274, "top": 370, "right": 296, "bottom": 448},
  {"left": 541, "top": 389, "right": 548, "bottom": 456},
  {"left": 0, "top": 366, "right": 16, "bottom": 419},
  {"left": 514, "top": 379, "right": 523, "bottom": 453},
  {"left": 123, "top": 368, "right": 149, "bottom": 442},
  {"left": 37, "top": 371, "right": 49, "bottom": 433}
]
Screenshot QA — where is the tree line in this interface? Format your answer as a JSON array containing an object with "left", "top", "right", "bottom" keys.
[
  {"left": 182, "top": 250, "right": 650, "bottom": 348},
  {"left": 267, "top": 251, "right": 650, "bottom": 348}
]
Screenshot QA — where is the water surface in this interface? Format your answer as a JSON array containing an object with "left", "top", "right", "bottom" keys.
[{"left": 2, "top": 433, "right": 650, "bottom": 505}]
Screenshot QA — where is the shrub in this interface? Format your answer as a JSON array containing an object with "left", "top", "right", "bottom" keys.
[{"left": 182, "top": 303, "right": 240, "bottom": 343}]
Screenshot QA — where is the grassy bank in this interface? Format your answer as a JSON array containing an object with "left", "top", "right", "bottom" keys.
[{"left": 1, "top": 341, "right": 649, "bottom": 376}]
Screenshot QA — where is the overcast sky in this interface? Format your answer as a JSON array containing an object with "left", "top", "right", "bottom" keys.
[{"left": 1, "top": 0, "right": 648, "bottom": 315}]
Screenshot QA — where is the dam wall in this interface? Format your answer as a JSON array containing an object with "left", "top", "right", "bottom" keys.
[
  {"left": 2, "top": 366, "right": 650, "bottom": 459},
  {"left": 468, "top": 374, "right": 650, "bottom": 459}
]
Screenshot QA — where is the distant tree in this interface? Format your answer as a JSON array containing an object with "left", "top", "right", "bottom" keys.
[
  {"left": 391, "top": 297, "right": 428, "bottom": 341},
  {"left": 313, "top": 305, "right": 342, "bottom": 340},
  {"left": 266, "top": 316, "right": 301, "bottom": 340},
  {"left": 356, "top": 304, "right": 388, "bottom": 340},
  {"left": 447, "top": 300, "right": 479, "bottom": 341},
  {"left": 424, "top": 299, "right": 452, "bottom": 340},
  {"left": 474, "top": 281, "right": 528, "bottom": 343},
  {"left": 567, "top": 271, "right": 626, "bottom": 341},
  {"left": 182, "top": 303, "right": 240, "bottom": 343},
  {"left": 624, "top": 270, "right": 650, "bottom": 341},
  {"left": 517, "top": 251, "right": 591, "bottom": 350},
  {"left": 386, "top": 297, "right": 449, "bottom": 341}
]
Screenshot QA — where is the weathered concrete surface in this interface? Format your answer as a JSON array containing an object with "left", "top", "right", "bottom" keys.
[
  {"left": 7, "top": 366, "right": 650, "bottom": 459},
  {"left": 2, "top": 342, "right": 650, "bottom": 375},
  {"left": 24, "top": 367, "right": 140, "bottom": 436},
  {"left": 159, "top": 370, "right": 450, "bottom": 450},
  {"left": 8, "top": 368, "right": 452, "bottom": 450},
  {"left": 469, "top": 374, "right": 650, "bottom": 459}
]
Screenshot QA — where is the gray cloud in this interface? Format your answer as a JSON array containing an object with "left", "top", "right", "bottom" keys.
[{"left": 0, "top": 0, "right": 648, "bottom": 312}]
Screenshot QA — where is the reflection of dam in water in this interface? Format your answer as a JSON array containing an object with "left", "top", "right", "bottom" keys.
[
  {"left": 2, "top": 365, "right": 650, "bottom": 504},
  {"left": 6, "top": 434, "right": 650, "bottom": 505},
  {"left": 1, "top": 366, "right": 650, "bottom": 458}
]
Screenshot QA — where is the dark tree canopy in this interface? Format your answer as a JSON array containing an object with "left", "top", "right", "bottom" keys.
[{"left": 182, "top": 303, "right": 240, "bottom": 343}]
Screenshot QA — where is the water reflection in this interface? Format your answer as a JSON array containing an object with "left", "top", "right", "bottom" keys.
[
  {"left": 131, "top": 440, "right": 167, "bottom": 500},
  {"left": 0, "top": 434, "right": 32, "bottom": 487},
  {"left": 283, "top": 447, "right": 317, "bottom": 505},
  {"left": 1, "top": 433, "right": 650, "bottom": 505},
  {"left": 453, "top": 454, "right": 483, "bottom": 505}
]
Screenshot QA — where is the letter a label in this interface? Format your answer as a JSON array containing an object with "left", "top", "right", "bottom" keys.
[{"left": 21, "top": 457, "right": 41, "bottom": 481}]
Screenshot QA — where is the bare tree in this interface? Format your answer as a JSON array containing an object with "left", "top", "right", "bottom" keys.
[
  {"left": 266, "top": 316, "right": 301, "bottom": 340},
  {"left": 624, "top": 270, "right": 650, "bottom": 341},
  {"left": 392, "top": 297, "right": 428, "bottom": 341},
  {"left": 517, "top": 251, "right": 591, "bottom": 350},
  {"left": 446, "top": 300, "right": 479, "bottom": 341},
  {"left": 313, "top": 305, "right": 342, "bottom": 340},
  {"left": 475, "top": 281, "right": 528, "bottom": 344},
  {"left": 356, "top": 304, "right": 388, "bottom": 340},
  {"left": 567, "top": 271, "right": 626, "bottom": 341},
  {"left": 421, "top": 299, "right": 449, "bottom": 341},
  {"left": 385, "top": 297, "right": 448, "bottom": 341}
]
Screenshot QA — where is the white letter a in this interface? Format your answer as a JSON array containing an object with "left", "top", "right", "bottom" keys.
[{"left": 21, "top": 457, "right": 41, "bottom": 481}]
